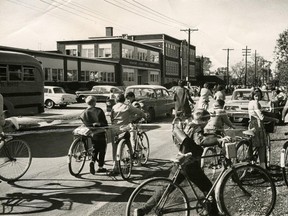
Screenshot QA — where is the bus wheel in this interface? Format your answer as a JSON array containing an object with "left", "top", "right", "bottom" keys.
[{"left": 45, "top": 100, "right": 55, "bottom": 109}]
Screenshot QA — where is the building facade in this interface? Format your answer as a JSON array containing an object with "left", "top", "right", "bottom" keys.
[
  {"left": 128, "top": 33, "right": 197, "bottom": 84},
  {"left": 57, "top": 35, "right": 162, "bottom": 86}
]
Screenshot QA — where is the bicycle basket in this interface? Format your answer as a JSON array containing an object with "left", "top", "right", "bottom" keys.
[
  {"left": 224, "top": 142, "right": 237, "bottom": 159},
  {"left": 73, "top": 125, "right": 91, "bottom": 136}
]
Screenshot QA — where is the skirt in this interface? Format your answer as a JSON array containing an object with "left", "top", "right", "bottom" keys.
[{"left": 248, "top": 117, "right": 267, "bottom": 148}]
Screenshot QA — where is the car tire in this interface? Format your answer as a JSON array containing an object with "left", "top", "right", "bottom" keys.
[
  {"left": 79, "top": 95, "right": 86, "bottom": 102},
  {"left": 147, "top": 108, "right": 155, "bottom": 123},
  {"left": 45, "top": 100, "right": 55, "bottom": 109}
]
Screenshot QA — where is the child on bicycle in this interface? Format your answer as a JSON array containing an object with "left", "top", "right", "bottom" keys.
[
  {"left": 80, "top": 96, "right": 108, "bottom": 174},
  {"left": 204, "top": 99, "right": 235, "bottom": 135},
  {"left": 134, "top": 109, "right": 221, "bottom": 216}
]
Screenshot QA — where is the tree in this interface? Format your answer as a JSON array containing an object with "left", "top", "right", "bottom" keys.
[
  {"left": 274, "top": 28, "right": 288, "bottom": 85},
  {"left": 202, "top": 57, "right": 212, "bottom": 75}
]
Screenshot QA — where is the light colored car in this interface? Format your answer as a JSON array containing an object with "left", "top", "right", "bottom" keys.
[
  {"left": 224, "top": 88, "right": 275, "bottom": 123},
  {"left": 75, "top": 85, "right": 123, "bottom": 102},
  {"left": 124, "top": 85, "right": 175, "bottom": 122},
  {"left": 44, "top": 86, "right": 77, "bottom": 109}
]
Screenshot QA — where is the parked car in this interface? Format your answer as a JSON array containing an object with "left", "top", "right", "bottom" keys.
[
  {"left": 224, "top": 88, "right": 278, "bottom": 125},
  {"left": 44, "top": 86, "right": 77, "bottom": 109},
  {"left": 75, "top": 85, "right": 123, "bottom": 102},
  {"left": 106, "top": 85, "right": 175, "bottom": 123}
]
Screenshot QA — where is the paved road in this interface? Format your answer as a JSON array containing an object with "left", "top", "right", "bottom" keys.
[{"left": 1, "top": 102, "right": 287, "bottom": 215}]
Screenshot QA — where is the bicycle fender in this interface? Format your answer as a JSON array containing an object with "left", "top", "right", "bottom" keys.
[
  {"left": 214, "top": 162, "right": 250, "bottom": 214},
  {"left": 280, "top": 141, "right": 288, "bottom": 168}
]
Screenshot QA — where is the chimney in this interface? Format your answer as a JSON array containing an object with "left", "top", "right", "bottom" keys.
[{"left": 106, "top": 27, "right": 113, "bottom": 37}]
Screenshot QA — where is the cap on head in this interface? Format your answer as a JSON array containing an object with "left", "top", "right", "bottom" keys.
[
  {"left": 193, "top": 108, "right": 210, "bottom": 122},
  {"left": 85, "top": 96, "right": 97, "bottom": 105}
]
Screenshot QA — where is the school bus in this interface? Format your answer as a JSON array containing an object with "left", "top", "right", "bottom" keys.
[{"left": 0, "top": 51, "right": 45, "bottom": 116}]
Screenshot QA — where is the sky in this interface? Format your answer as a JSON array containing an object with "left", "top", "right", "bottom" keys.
[{"left": 1, "top": 0, "right": 288, "bottom": 70}]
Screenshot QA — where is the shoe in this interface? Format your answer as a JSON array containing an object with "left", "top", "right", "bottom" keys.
[
  {"left": 90, "top": 162, "right": 95, "bottom": 175},
  {"left": 134, "top": 208, "right": 144, "bottom": 216},
  {"left": 97, "top": 168, "right": 108, "bottom": 173}
]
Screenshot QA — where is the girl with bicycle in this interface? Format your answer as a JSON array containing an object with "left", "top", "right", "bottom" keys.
[
  {"left": 198, "top": 83, "right": 213, "bottom": 110},
  {"left": 248, "top": 88, "right": 268, "bottom": 169}
]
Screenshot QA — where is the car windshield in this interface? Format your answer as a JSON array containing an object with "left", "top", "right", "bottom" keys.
[
  {"left": 128, "top": 88, "right": 155, "bottom": 99},
  {"left": 232, "top": 90, "right": 269, "bottom": 101},
  {"left": 53, "top": 87, "right": 65, "bottom": 93}
]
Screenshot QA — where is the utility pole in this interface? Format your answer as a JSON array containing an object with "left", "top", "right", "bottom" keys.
[
  {"left": 222, "top": 48, "right": 234, "bottom": 85},
  {"left": 254, "top": 50, "right": 257, "bottom": 86},
  {"left": 180, "top": 28, "right": 198, "bottom": 81},
  {"left": 242, "top": 46, "right": 251, "bottom": 87}
]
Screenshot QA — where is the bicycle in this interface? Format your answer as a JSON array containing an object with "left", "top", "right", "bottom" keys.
[
  {"left": 116, "top": 118, "right": 150, "bottom": 180},
  {"left": 67, "top": 125, "right": 109, "bottom": 176},
  {"left": 126, "top": 137, "right": 277, "bottom": 216},
  {"left": 236, "top": 129, "right": 272, "bottom": 168},
  {"left": 280, "top": 132, "right": 288, "bottom": 187},
  {"left": 0, "top": 131, "right": 32, "bottom": 182}
]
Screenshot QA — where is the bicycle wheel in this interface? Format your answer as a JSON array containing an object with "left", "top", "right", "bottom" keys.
[
  {"left": 201, "top": 147, "right": 219, "bottom": 182},
  {"left": 117, "top": 139, "right": 133, "bottom": 180},
  {"left": 68, "top": 137, "right": 87, "bottom": 176},
  {"left": 0, "top": 139, "right": 32, "bottom": 182},
  {"left": 217, "top": 164, "right": 276, "bottom": 216},
  {"left": 281, "top": 142, "right": 288, "bottom": 187},
  {"left": 236, "top": 139, "right": 250, "bottom": 163},
  {"left": 137, "top": 132, "right": 150, "bottom": 165},
  {"left": 126, "top": 177, "right": 190, "bottom": 216}
]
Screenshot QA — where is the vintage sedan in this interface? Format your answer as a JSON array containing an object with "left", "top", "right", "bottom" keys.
[
  {"left": 106, "top": 85, "right": 175, "bottom": 122},
  {"left": 224, "top": 88, "right": 276, "bottom": 124},
  {"left": 75, "top": 85, "right": 123, "bottom": 102},
  {"left": 44, "top": 86, "right": 77, "bottom": 109}
]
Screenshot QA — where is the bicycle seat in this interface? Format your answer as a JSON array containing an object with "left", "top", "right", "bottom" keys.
[{"left": 243, "top": 130, "right": 255, "bottom": 137}]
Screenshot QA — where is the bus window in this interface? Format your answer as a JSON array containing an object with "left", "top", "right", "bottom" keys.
[
  {"left": 23, "top": 67, "right": 35, "bottom": 81},
  {"left": 8, "top": 65, "right": 22, "bottom": 81},
  {"left": 0, "top": 66, "right": 7, "bottom": 81}
]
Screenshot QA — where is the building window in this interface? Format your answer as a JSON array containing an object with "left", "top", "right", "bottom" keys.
[
  {"left": 149, "top": 51, "right": 159, "bottom": 63},
  {"left": 82, "top": 44, "right": 95, "bottom": 58},
  {"left": 123, "top": 68, "right": 135, "bottom": 81},
  {"left": 67, "top": 70, "right": 78, "bottom": 81},
  {"left": 150, "top": 71, "right": 159, "bottom": 82},
  {"left": 98, "top": 43, "right": 112, "bottom": 58},
  {"left": 65, "top": 45, "right": 78, "bottom": 56},
  {"left": 136, "top": 48, "right": 147, "bottom": 61},
  {"left": 166, "top": 60, "right": 179, "bottom": 76},
  {"left": 44, "top": 68, "right": 51, "bottom": 81},
  {"left": 122, "top": 44, "right": 134, "bottom": 59}
]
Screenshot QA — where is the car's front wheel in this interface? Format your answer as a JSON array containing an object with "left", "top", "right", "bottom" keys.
[{"left": 45, "top": 100, "right": 55, "bottom": 109}]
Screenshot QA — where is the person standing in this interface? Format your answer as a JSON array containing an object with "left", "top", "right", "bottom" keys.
[
  {"left": 198, "top": 83, "right": 213, "bottom": 110},
  {"left": 248, "top": 88, "right": 267, "bottom": 169},
  {"left": 80, "top": 96, "right": 108, "bottom": 174},
  {"left": 173, "top": 80, "right": 194, "bottom": 118},
  {"left": 213, "top": 85, "right": 226, "bottom": 101}
]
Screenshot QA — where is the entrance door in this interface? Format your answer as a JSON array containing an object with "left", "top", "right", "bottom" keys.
[{"left": 138, "top": 75, "right": 142, "bottom": 85}]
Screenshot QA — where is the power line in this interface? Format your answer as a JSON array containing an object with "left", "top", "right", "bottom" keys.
[
  {"left": 104, "top": 0, "right": 181, "bottom": 29},
  {"left": 131, "top": 0, "right": 189, "bottom": 27}
]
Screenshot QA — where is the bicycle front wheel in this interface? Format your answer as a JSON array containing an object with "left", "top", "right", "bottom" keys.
[
  {"left": 68, "top": 137, "right": 87, "bottom": 176},
  {"left": 117, "top": 139, "right": 133, "bottom": 180},
  {"left": 281, "top": 141, "right": 288, "bottom": 187},
  {"left": 137, "top": 131, "right": 150, "bottom": 165},
  {"left": 201, "top": 147, "right": 219, "bottom": 182},
  {"left": 217, "top": 164, "right": 276, "bottom": 216},
  {"left": 126, "top": 177, "right": 190, "bottom": 216},
  {"left": 0, "top": 139, "right": 32, "bottom": 182}
]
